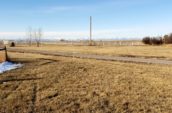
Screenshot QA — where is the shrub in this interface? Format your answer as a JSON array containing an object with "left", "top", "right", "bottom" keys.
[
  {"left": 151, "top": 37, "right": 163, "bottom": 45},
  {"left": 143, "top": 33, "right": 172, "bottom": 45},
  {"left": 163, "top": 34, "right": 172, "bottom": 44},
  {"left": 10, "top": 42, "right": 15, "bottom": 47},
  {"left": 142, "top": 36, "right": 163, "bottom": 45},
  {"left": 142, "top": 37, "right": 151, "bottom": 45},
  {"left": 60, "top": 39, "right": 66, "bottom": 42}
]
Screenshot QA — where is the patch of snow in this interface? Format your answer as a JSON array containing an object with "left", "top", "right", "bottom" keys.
[{"left": 0, "top": 61, "right": 23, "bottom": 74}]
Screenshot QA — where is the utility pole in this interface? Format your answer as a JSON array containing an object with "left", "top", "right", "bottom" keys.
[{"left": 89, "top": 16, "right": 92, "bottom": 45}]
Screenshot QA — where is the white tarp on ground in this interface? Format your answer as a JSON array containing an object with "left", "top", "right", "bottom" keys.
[{"left": 0, "top": 62, "right": 22, "bottom": 74}]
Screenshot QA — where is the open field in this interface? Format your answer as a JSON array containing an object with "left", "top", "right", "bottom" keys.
[
  {"left": 7, "top": 47, "right": 172, "bottom": 65},
  {"left": 1, "top": 52, "right": 172, "bottom": 112},
  {"left": 13, "top": 44, "right": 172, "bottom": 59}
]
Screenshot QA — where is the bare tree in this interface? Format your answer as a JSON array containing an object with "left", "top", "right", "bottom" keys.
[
  {"left": 89, "top": 16, "right": 92, "bottom": 46},
  {"left": 26, "top": 27, "right": 33, "bottom": 46},
  {"left": 34, "top": 28, "right": 42, "bottom": 47}
]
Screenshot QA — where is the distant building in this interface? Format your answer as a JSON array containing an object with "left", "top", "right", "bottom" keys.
[
  {"left": 1, "top": 40, "right": 16, "bottom": 47},
  {"left": 3, "top": 40, "right": 9, "bottom": 45}
]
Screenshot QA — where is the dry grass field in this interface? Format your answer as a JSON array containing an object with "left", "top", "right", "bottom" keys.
[
  {"left": 14, "top": 44, "right": 172, "bottom": 59},
  {"left": 0, "top": 52, "right": 172, "bottom": 112},
  {"left": 0, "top": 50, "right": 6, "bottom": 63}
]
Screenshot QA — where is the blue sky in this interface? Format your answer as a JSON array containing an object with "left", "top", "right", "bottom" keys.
[{"left": 0, "top": 0, "right": 172, "bottom": 40}]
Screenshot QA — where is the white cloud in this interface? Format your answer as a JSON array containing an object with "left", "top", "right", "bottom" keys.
[{"left": 43, "top": 6, "right": 81, "bottom": 13}]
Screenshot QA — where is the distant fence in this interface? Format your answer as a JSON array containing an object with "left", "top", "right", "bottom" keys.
[
  {"left": 55, "top": 41, "right": 144, "bottom": 46},
  {"left": 0, "top": 46, "right": 8, "bottom": 62},
  {"left": 93, "top": 41, "right": 143, "bottom": 46}
]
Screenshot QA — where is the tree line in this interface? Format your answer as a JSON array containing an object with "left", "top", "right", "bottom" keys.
[{"left": 142, "top": 33, "right": 172, "bottom": 45}]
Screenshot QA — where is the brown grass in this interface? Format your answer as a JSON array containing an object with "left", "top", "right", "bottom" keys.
[
  {"left": 13, "top": 44, "right": 172, "bottom": 59},
  {"left": 0, "top": 50, "right": 6, "bottom": 62},
  {"left": 0, "top": 52, "right": 172, "bottom": 112}
]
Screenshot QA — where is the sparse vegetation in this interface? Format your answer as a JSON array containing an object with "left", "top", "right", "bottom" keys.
[
  {"left": 26, "top": 27, "right": 33, "bottom": 46},
  {"left": 26, "top": 27, "right": 43, "bottom": 47},
  {"left": 34, "top": 28, "right": 42, "bottom": 47}
]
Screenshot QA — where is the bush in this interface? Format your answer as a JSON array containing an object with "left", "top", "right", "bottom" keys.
[
  {"left": 142, "top": 37, "right": 163, "bottom": 45},
  {"left": 142, "top": 37, "right": 151, "bottom": 45},
  {"left": 163, "top": 34, "right": 172, "bottom": 44},
  {"left": 143, "top": 33, "right": 172, "bottom": 45},
  {"left": 10, "top": 42, "right": 15, "bottom": 47},
  {"left": 151, "top": 37, "right": 163, "bottom": 45},
  {"left": 60, "top": 39, "right": 67, "bottom": 42}
]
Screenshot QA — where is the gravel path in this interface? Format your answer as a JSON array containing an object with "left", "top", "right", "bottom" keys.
[{"left": 7, "top": 48, "right": 172, "bottom": 65}]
